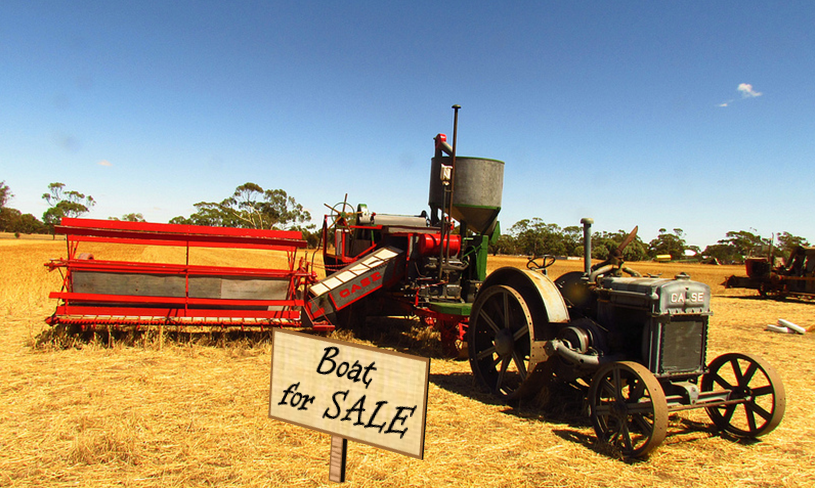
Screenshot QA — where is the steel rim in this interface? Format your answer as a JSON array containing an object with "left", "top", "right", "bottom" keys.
[
  {"left": 588, "top": 361, "right": 668, "bottom": 458},
  {"left": 701, "top": 353, "right": 785, "bottom": 437},
  {"left": 468, "top": 285, "right": 538, "bottom": 400}
]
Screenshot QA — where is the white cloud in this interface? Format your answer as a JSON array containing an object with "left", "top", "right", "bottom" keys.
[
  {"left": 98, "top": 160, "right": 112, "bottom": 167},
  {"left": 737, "top": 83, "right": 762, "bottom": 98}
]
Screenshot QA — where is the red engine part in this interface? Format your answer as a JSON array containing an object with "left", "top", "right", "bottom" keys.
[{"left": 417, "top": 233, "right": 461, "bottom": 257}]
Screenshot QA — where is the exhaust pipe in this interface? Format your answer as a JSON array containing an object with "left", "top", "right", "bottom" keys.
[{"left": 580, "top": 217, "right": 593, "bottom": 277}]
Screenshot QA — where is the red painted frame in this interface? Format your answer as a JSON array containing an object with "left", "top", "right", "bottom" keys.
[{"left": 45, "top": 218, "right": 329, "bottom": 331}]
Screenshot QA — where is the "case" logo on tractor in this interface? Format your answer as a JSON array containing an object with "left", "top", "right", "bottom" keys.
[{"left": 338, "top": 271, "right": 382, "bottom": 299}]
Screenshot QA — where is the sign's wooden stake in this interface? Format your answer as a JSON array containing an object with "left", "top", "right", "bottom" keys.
[{"left": 329, "top": 435, "right": 348, "bottom": 483}]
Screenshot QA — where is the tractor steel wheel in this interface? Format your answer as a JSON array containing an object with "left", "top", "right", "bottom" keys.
[
  {"left": 468, "top": 284, "right": 544, "bottom": 401},
  {"left": 701, "top": 353, "right": 785, "bottom": 438},
  {"left": 588, "top": 361, "right": 668, "bottom": 458}
]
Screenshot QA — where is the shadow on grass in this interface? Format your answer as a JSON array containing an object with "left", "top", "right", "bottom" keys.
[
  {"left": 33, "top": 313, "right": 452, "bottom": 358},
  {"left": 33, "top": 322, "right": 281, "bottom": 350},
  {"left": 426, "top": 367, "right": 741, "bottom": 461}
]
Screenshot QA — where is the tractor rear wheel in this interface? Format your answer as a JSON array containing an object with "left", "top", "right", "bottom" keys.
[{"left": 468, "top": 284, "right": 546, "bottom": 401}]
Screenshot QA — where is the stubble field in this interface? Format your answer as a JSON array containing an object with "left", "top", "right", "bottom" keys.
[{"left": 1, "top": 236, "right": 813, "bottom": 487}]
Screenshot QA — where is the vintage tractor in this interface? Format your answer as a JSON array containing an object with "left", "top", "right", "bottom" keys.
[{"left": 468, "top": 218, "right": 786, "bottom": 457}]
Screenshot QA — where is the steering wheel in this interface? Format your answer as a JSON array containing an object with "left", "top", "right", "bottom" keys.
[
  {"left": 328, "top": 201, "right": 355, "bottom": 228},
  {"left": 527, "top": 255, "right": 556, "bottom": 272}
]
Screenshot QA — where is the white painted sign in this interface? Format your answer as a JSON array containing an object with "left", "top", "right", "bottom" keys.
[{"left": 269, "top": 329, "right": 430, "bottom": 459}]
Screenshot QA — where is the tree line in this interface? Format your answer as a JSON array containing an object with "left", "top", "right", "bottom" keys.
[
  {"left": 0, "top": 180, "right": 809, "bottom": 262},
  {"left": 489, "top": 218, "right": 810, "bottom": 264}
]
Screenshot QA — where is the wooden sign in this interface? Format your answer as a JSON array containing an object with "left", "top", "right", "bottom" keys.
[{"left": 269, "top": 329, "right": 430, "bottom": 460}]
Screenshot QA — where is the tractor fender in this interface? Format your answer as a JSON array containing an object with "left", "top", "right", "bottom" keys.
[
  {"left": 480, "top": 267, "right": 570, "bottom": 342},
  {"left": 477, "top": 267, "right": 570, "bottom": 371}
]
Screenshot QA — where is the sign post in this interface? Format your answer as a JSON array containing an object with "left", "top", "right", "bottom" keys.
[
  {"left": 269, "top": 329, "right": 430, "bottom": 482},
  {"left": 328, "top": 436, "right": 348, "bottom": 482}
]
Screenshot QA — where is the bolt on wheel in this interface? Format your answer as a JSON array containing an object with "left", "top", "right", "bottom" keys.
[{"left": 588, "top": 361, "right": 668, "bottom": 458}]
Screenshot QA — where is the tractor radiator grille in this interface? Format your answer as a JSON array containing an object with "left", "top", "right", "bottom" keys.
[{"left": 655, "top": 319, "right": 707, "bottom": 376}]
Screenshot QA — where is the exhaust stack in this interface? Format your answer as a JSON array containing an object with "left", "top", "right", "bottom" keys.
[{"left": 580, "top": 217, "right": 593, "bottom": 277}]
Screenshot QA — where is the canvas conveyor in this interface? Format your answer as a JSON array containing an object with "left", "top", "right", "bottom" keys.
[{"left": 304, "top": 246, "right": 404, "bottom": 325}]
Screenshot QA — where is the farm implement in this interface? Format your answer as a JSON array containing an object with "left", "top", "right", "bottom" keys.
[
  {"left": 725, "top": 246, "right": 815, "bottom": 299},
  {"left": 45, "top": 217, "right": 324, "bottom": 331}
]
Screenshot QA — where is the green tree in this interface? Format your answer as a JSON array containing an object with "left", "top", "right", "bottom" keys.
[
  {"left": 509, "top": 218, "right": 569, "bottom": 257},
  {"left": 592, "top": 229, "right": 648, "bottom": 261},
  {"left": 561, "top": 225, "right": 584, "bottom": 257},
  {"left": 775, "top": 232, "right": 810, "bottom": 256},
  {"left": 648, "top": 228, "right": 687, "bottom": 260},
  {"left": 489, "top": 233, "right": 517, "bottom": 255},
  {"left": 171, "top": 183, "right": 314, "bottom": 232},
  {"left": 41, "top": 182, "right": 96, "bottom": 229},
  {"left": 0, "top": 181, "right": 12, "bottom": 208},
  {"left": 110, "top": 213, "right": 146, "bottom": 222},
  {"left": 720, "top": 230, "right": 769, "bottom": 258},
  {"left": 702, "top": 243, "right": 741, "bottom": 264},
  {"left": 702, "top": 230, "right": 771, "bottom": 264}
]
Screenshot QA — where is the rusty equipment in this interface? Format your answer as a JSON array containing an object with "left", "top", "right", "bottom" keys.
[
  {"left": 45, "top": 218, "right": 324, "bottom": 331},
  {"left": 467, "top": 218, "right": 785, "bottom": 457},
  {"left": 725, "top": 246, "right": 815, "bottom": 299}
]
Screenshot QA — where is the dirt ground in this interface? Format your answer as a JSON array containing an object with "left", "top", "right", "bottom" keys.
[{"left": 1, "top": 238, "right": 813, "bottom": 487}]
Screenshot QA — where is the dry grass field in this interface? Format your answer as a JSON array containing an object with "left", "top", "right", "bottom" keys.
[{"left": 1, "top": 236, "right": 813, "bottom": 487}]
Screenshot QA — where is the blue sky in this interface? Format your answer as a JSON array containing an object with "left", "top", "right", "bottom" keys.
[{"left": 1, "top": 1, "right": 813, "bottom": 247}]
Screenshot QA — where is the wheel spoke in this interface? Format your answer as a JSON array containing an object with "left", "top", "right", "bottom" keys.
[
  {"left": 741, "top": 362, "right": 759, "bottom": 386},
  {"left": 746, "top": 401, "right": 772, "bottom": 422},
  {"left": 595, "top": 405, "right": 612, "bottom": 416},
  {"left": 621, "top": 422, "right": 634, "bottom": 452},
  {"left": 712, "top": 372, "right": 733, "bottom": 391},
  {"left": 494, "top": 358, "right": 509, "bottom": 391},
  {"left": 612, "top": 368, "right": 624, "bottom": 403},
  {"left": 512, "top": 350, "right": 527, "bottom": 380},
  {"left": 752, "top": 384, "right": 774, "bottom": 397},
  {"left": 720, "top": 404, "right": 736, "bottom": 424},
  {"left": 745, "top": 405, "right": 758, "bottom": 432},
  {"left": 501, "top": 292, "right": 510, "bottom": 328},
  {"left": 478, "top": 309, "right": 501, "bottom": 334},
  {"left": 476, "top": 344, "right": 497, "bottom": 361},
  {"left": 731, "top": 358, "right": 744, "bottom": 384},
  {"left": 600, "top": 378, "right": 617, "bottom": 399},
  {"left": 633, "top": 413, "right": 654, "bottom": 436},
  {"left": 630, "top": 378, "right": 645, "bottom": 401}
]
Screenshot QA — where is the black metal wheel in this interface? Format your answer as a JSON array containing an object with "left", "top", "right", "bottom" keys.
[
  {"left": 468, "top": 284, "right": 544, "bottom": 400},
  {"left": 701, "top": 353, "right": 785, "bottom": 437},
  {"left": 588, "top": 361, "right": 668, "bottom": 458}
]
